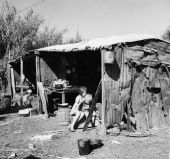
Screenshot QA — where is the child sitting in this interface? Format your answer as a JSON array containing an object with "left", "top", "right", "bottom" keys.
[{"left": 69, "top": 86, "right": 92, "bottom": 131}]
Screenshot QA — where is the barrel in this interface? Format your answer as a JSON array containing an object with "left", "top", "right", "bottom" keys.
[
  {"left": 78, "top": 138, "right": 91, "bottom": 155},
  {"left": 56, "top": 107, "right": 71, "bottom": 125}
]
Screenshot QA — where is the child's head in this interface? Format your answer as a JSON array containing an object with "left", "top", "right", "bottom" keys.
[
  {"left": 84, "top": 94, "right": 92, "bottom": 104},
  {"left": 79, "top": 86, "right": 87, "bottom": 97}
]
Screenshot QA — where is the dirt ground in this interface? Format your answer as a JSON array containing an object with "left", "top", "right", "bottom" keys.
[{"left": 0, "top": 109, "right": 169, "bottom": 159}]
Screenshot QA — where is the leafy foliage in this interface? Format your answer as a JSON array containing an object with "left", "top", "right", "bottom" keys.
[
  {"left": 33, "top": 26, "right": 67, "bottom": 48},
  {"left": 0, "top": 5, "right": 43, "bottom": 61},
  {"left": 0, "top": 1, "right": 83, "bottom": 93},
  {"left": 0, "top": 1, "right": 67, "bottom": 92},
  {"left": 162, "top": 25, "right": 170, "bottom": 41},
  {"left": 0, "top": 2, "right": 44, "bottom": 92},
  {"left": 65, "top": 31, "right": 83, "bottom": 44}
]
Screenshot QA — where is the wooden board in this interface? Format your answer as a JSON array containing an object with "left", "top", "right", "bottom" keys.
[
  {"left": 10, "top": 67, "right": 16, "bottom": 96},
  {"left": 20, "top": 57, "right": 23, "bottom": 106},
  {"left": 101, "top": 50, "right": 106, "bottom": 135},
  {"left": 37, "top": 82, "right": 48, "bottom": 115}
]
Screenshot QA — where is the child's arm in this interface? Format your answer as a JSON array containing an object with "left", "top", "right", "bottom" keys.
[{"left": 72, "top": 95, "right": 84, "bottom": 110}]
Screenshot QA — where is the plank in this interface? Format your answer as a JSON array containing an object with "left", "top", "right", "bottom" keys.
[
  {"left": 7, "top": 46, "right": 11, "bottom": 95},
  {"left": 7, "top": 63, "right": 12, "bottom": 95},
  {"left": 101, "top": 50, "right": 106, "bottom": 135},
  {"left": 36, "top": 55, "right": 40, "bottom": 92},
  {"left": 37, "top": 82, "right": 48, "bottom": 116},
  {"left": 35, "top": 54, "right": 42, "bottom": 113},
  {"left": 10, "top": 67, "right": 16, "bottom": 96},
  {"left": 20, "top": 57, "right": 23, "bottom": 106}
]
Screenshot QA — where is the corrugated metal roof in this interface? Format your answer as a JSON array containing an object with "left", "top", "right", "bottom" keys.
[{"left": 37, "top": 34, "right": 170, "bottom": 52}]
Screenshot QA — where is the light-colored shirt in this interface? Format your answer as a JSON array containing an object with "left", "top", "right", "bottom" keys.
[{"left": 72, "top": 95, "right": 85, "bottom": 111}]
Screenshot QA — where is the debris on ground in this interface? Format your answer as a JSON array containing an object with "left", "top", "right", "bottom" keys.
[
  {"left": 111, "top": 140, "right": 121, "bottom": 145},
  {"left": 8, "top": 152, "right": 17, "bottom": 159},
  {"left": 29, "top": 130, "right": 68, "bottom": 142},
  {"left": 107, "top": 127, "right": 121, "bottom": 136},
  {"left": 123, "top": 132, "right": 150, "bottom": 137},
  {"left": 30, "top": 134, "right": 52, "bottom": 142},
  {"left": 28, "top": 143, "right": 35, "bottom": 150}
]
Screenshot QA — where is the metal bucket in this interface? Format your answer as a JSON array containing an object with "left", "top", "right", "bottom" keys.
[{"left": 78, "top": 138, "right": 91, "bottom": 155}]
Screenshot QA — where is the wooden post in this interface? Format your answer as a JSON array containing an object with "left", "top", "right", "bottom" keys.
[
  {"left": 101, "top": 50, "right": 106, "bottom": 135},
  {"left": 7, "top": 63, "right": 12, "bottom": 95},
  {"left": 20, "top": 57, "right": 24, "bottom": 107},
  {"left": 35, "top": 52, "right": 40, "bottom": 93},
  {"left": 35, "top": 51, "right": 42, "bottom": 114},
  {"left": 37, "top": 82, "right": 48, "bottom": 118},
  {"left": 10, "top": 66, "right": 16, "bottom": 96},
  {"left": 7, "top": 49, "right": 11, "bottom": 95},
  {"left": 61, "top": 93, "right": 66, "bottom": 104}
]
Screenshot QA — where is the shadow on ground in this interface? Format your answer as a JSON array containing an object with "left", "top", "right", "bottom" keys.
[{"left": 90, "top": 139, "right": 104, "bottom": 153}]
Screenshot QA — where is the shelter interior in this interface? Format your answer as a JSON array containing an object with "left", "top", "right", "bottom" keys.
[
  {"left": 41, "top": 51, "right": 101, "bottom": 94},
  {"left": 10, "top": 50, "right": 102, "bottom": 103},
  {"left": 11, "top": 56, "right": 37, "bottom": 93}
]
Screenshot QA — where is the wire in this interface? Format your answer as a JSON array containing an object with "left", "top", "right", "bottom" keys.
[{"left": 17, "top": 0, "right": 45, "bottom": 14}]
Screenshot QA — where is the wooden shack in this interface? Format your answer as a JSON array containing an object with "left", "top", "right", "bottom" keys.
[{"left": 10, "top": 34, "right": 170, "bottom": 132}]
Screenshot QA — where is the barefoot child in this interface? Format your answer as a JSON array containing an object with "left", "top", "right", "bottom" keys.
[{"left": 69, "top": 86, "right": 92, "bottom": 131}]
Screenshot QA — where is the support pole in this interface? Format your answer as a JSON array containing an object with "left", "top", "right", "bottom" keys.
[
  {"left": 35, "top": 52, "right": 42, "bottom": 114},
  {"left": 7, "top": 49, "right": 11, "bottom": 95},
  {"left": 7, "top": 63, "right": 12, "bottom": 95},
  {"left": 101, "top": 50, "right": 106, "bottom": 135},
  {"left": 20, "top": 57, "right": 24, "bottom": 107},
  {"left": 10, "top": 66, "right": 16, "bottom": 96},
  {"left": 35, "top": 52, "right": 40, "bottom": 93}
]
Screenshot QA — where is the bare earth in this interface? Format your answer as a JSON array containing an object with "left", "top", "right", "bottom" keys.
[{"left": 0, "top": 111, "right": 169, "bottom": 159}]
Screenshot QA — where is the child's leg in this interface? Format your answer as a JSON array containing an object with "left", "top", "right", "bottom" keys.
[
  {"left": 84, "top": 111, "right": 89, "bottom": 118},
  {"left": 70, "top": 111, "right": 81, "bottom": 130},
  {"left": 78, "top": 112, "right": 85, "bottom": 121},
  {"left": 92, "top": 111, "right": 95, "bottom": 122}
]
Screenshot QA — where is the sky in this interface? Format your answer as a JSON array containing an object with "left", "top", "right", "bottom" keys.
[{"left": 1, "top": 0, "right": 170, "bottom": 40}]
